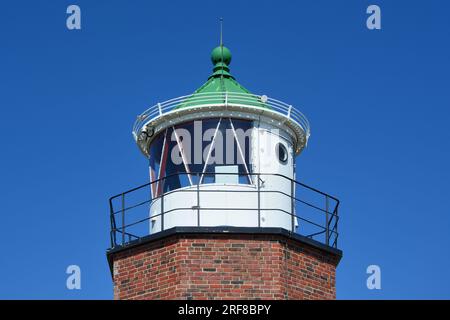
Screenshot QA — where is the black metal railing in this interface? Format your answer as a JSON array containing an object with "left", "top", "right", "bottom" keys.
[{"left": 109, "top": 172, "right": 340, "bottom": 249}]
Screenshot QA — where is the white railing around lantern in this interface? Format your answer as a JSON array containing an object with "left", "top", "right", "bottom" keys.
[{"left": 132, "top": 92, "right": 310, "bottom": 141}]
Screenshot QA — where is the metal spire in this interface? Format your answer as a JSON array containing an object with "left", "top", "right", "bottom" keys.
[
  {"left": 219, "top": 18, "right": 224, "bottom": 88},
  {"left": 220, "top": 17, "right": 223, "bottom": 46}
]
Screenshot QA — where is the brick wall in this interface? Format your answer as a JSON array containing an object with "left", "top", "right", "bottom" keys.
[{"left": 109, "top": 232, "right": 341, "bottom": 300}]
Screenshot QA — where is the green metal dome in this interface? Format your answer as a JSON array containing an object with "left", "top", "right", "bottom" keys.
[
  {"left": 176, "top": 45, "right": 267, "bottom": 109},
  {"left": 211, "top": 45, "right": 232, "bottom": 66}
]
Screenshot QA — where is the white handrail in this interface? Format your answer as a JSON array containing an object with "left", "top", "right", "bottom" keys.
[{"left": 132, "top": 92, "right": 310, "bottom": 142}]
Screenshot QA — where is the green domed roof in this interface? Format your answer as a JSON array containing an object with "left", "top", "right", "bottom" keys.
[{"left": 176, "top": 45, "right": 268, "bottom": 109}]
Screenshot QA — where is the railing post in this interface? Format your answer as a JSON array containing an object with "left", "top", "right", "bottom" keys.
[
  {"left": 161, "top": 189, "right": 164, "bottom": 232},
  {"left": 110, "top": 213, "right": 115, "bottom": 248},
  {"left": 291, "top": 179, "right": 295, "bottom": 233},
  {"left": 325, "top": 195, "right": 329, "bottom": 246},
  {"left": 197, "top": 173, "right": 200, "bottom": 226},
  {"left": 109, "top": 198, "right": 116, "bottom": 248},
  {"left": 287, "top": 105, "right": 292, "bottom": 118},
  {"left": 158, "top": 103, "right": 162, "bottom": 115},
  {"left": 257, "top": 174, "right": 261, "bottom": 228},
  {"left": 121, "top": 193, "right": 125, "bottom": 246},
  {"left": 334, "top": 208, "right": 338, "bottom": 248}
]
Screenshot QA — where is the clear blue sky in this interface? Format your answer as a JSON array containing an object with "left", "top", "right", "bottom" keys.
[{"left": 0, "top": 0, "right": 449, "bottom": 299}]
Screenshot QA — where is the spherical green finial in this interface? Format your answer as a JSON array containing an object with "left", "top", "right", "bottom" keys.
[{"left": 211, "top": 45, "right": 232, "bottom": 66}]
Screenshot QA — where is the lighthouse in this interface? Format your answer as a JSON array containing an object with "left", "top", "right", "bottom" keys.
[{"left": 107, "top": 42, "right": 342, "bottom": 300}]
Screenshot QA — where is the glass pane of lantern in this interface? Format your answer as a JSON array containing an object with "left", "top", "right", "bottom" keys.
[
  {"left": 160, "top": 126, "right": 191, "bottom": 193},
  {"left": 202, "top": 118, "right": 253, "bottom": 185},
  {"left": 148, "top": 129, "right": 166, "bottom": 197},
  {"left": 202, "top": 118, "right": 224, "bottom": 184},
  {"left": 229, "top": 118, "right": 253, "bottom": 184}
]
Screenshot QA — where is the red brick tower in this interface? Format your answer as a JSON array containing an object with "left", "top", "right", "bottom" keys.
[{"left": 107, "top": 43, "right": 342, "bottom": 300}]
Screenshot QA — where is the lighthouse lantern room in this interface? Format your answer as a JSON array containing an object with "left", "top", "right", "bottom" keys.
[{"left": 132, "top": 45, "right": 311, "bottom": 234}]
